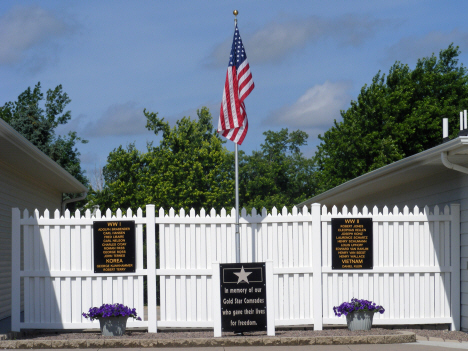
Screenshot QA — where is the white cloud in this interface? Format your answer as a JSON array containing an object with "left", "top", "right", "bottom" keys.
[
  {"left": 209, "top": 14, "right": 390, "bottom": 66},
  {"left": 0, "top": 5, "right": 70, "bottom": 66},
  {"left": 268, "top": 81, "right": 351, "bottom": 135},
  {"left": 383, "top": 29, "right": 468, "bottom": 65},
  {"left": 84, "top": 102, "right": 150, "bottom": 137}
]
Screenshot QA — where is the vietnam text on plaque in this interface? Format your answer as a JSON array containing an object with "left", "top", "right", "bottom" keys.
[
  {"left": 93, "top": 221, "right": 136, "bottom": 273},
  {"left": 220, "top": 263, "right": 267, "bottom": 332},
  {"left": 332, "top": 218, "right": 373, "bottom": 269}
]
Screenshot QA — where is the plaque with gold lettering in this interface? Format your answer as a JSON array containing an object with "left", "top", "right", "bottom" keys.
[
  {"left": 332, "top": 218, "right": 373, "bottom": 269},
  {"left": 93, "top": 221, "right": 136, "bottom": 273}
]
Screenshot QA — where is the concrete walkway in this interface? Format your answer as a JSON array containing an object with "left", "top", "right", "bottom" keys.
[{"left": 0, "top": 342, "right": 467, "bottom": 351}]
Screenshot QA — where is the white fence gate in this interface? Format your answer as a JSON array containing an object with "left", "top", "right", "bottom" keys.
[{"left": 11, "top": 203, "right": 460, "bottom": 332}]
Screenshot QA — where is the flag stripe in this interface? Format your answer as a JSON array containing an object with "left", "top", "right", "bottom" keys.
[{"left": 239, "top": 79, "right": 254, "bottom": 101}]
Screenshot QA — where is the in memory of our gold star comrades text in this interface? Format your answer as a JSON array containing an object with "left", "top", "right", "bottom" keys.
[{"left": 220, "top": 263, "right": 267, "bottom": 332}]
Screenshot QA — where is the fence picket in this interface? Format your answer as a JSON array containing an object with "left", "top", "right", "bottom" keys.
[{"left": 54, "top": 277, "right": 61, "bottom": 323}]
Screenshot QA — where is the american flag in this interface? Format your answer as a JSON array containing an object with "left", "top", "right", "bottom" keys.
[{"left": 218, "top": 24, "right": 254, "bottom": 145}]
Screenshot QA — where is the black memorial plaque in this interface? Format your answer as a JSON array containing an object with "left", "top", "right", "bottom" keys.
[
  {"left": 220, "top": 263, "right": 267, "bottom": 332},
  {"left": 93, "top": 220, "right": 136, "bottom": 273},
  {"left": 332, "top": 218, "right": 373, "bottom": 269}
]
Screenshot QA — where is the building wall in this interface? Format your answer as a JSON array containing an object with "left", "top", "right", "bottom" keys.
[
  {"left": 0, "top": 159, "right": 62, "bottom": 320},
  {"left": 330, "top": 169, "right": 468, "bottom": 330}
]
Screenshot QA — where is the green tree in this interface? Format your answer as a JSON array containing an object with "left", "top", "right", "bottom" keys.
[
  {"left": 87, "top": 107, "right": 235, "bottom": 213},
  {"left": 314, "top": 44, "right": 468, "bottom": 193},
  {"left": 240, "top": 128, "right": 316, "bottom": 212},
  {"left": 88, "top": 108, "right": 318, "bottom": 214},
  {"left": 0, "top": 83, "right": 89, "bottom": 207}
]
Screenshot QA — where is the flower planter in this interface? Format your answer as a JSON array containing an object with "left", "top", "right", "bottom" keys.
[
  {"left": 333, "top": 298, "right": 384, "bottom": 330},
  {"left": 83, "top": 303, "right": 141, "bottom": 335},
  {"left": 99, "top": 316, "right": 129, "bottom": 336},
  {"left": 346, "top": 311, "right": 374, "bottom": 331}
]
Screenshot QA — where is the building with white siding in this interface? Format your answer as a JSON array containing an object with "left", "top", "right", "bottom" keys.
[
  {"left": 300, "top": 136, "right": 468, "bottom": 330},
  {"left": 0, "top": 119, "right": 87, "bottom": 322}
]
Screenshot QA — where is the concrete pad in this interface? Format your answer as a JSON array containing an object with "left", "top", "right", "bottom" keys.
[
  {"left": 262, "top": 337, "right": 282, "bottom": 346},
  {"left": 189, "top": 338, "right": 220, "bottom": 347},
  {"left": 14, "top": 340, "right": 34, "bottom": 349},
  {"left": 280, "top": 337, "right": 298, "bottom": 345},
  {"left": 295, "top": 336, "right": 316, "bottom": 345},
  {"left": 386, "top": 333, "right": 415, "bottom": 344},
  {"left": 66, "top": 339, "right": 86, "bottom": 348},
  {"left": 367, "top": 335, "right": 386, "bottom": 344},
  {"left": 50, "top": 340, "right": 69, "bottom": 349},
  {"left": 138, "top": 339, "right": 158, "bottom": 348},
  {"left": 315, "top": 336, "right": 333, "bottom": 345},
  {"left": 221, "top": 347, "right": 350, "bottom": 351},
  {"left": 160, "top": 338, "right": 193, "bottom": 347},
  {"left": 104, "top": 339, "right": 141, "bottom": 348},
  {"left": 86, "top": 339, "right": 105, "bottom": 348},
  {"left": 0, "top": 340, "right": 17, "bottom": 349},
  {"left": 409, "top": 341, "right": 468, "bottom": 350},
  {"left": 32, "top": 340, "right": 52, "bottom": 349},
  {"left": 429, "top": 337, "right": 446, "bottom": 342},
  {"left": 445, "top": 340, "right": 464, "bottom": 343},
  {"left": 332, "top": 336, "right": 352, "bottom": 344},
  {"left": 209, "top": 338, "right": 228, "bottom": 347},
  {"left": 347, "top": 336, "right": 368, "bottom": 344}
]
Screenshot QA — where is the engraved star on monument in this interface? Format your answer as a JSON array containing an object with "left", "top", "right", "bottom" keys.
[{"left": 234, "top": 266, "right": 252, "bottom": 284}]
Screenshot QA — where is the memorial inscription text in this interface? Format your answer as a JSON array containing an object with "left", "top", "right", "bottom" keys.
[
  {"left": 93, "top": 221, "right": 136, "bottom": 273},
  {"left": 332, "top": 218, "right": 373, "bottom": 269},
  {"left": 220, "top": 263, "right": 267, "bottom": 332}
]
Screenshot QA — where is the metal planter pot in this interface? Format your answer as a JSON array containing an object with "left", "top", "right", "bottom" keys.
[
  {"left": 346, "top": 311, "right": 374, "bottom": 331},
  {"left": 99, "top": 316, "right": 129, "bottom": 336}
]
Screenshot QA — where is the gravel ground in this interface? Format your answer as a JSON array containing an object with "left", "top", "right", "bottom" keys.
[{"left": 12, "top": 328, "right": 466, "bottom": 341}]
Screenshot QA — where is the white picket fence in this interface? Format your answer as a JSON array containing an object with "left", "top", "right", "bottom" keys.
[
  {"left": 11, "top": 207, "right": 156, "bottom": 331},
  {"left": 321, "top": 205, "right": 460, "bottom": 329},
  {"left": 11, "top": 203, "right": 460, "bottom": 332},
  {"left": 157, "top": 206, "right": 321, "bottom": 329}
]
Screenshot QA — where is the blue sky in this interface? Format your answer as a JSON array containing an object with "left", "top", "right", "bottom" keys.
[{"left": 2, "top": 1, "right": 468, "bottom": 187}]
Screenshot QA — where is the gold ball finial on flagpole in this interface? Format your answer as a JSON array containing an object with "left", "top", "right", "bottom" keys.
[{"left": 233, "top": 10, "right": 238, "bottom": 16}]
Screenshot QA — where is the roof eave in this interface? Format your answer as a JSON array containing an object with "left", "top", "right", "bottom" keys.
[
  {"left": 0, "top": 119, "right": 88, "bottom": 193},
  {"left": 299, "top": 137, "right": 468, "bottom": 207}
]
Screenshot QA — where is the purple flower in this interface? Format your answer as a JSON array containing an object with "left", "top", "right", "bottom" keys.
[
  {"left": 82, "top": 303, "right": 142, "bottom": 321},
  {"left": 333, "top": 298, "right": 385, "bottom": 317}
]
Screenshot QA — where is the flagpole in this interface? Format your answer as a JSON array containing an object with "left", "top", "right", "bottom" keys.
[
  {"left": 233, "top": 10, "right": 241, "bottom": 264},
  {"left": 235, "top": 143, "right": 240, "bottom": 263}
]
